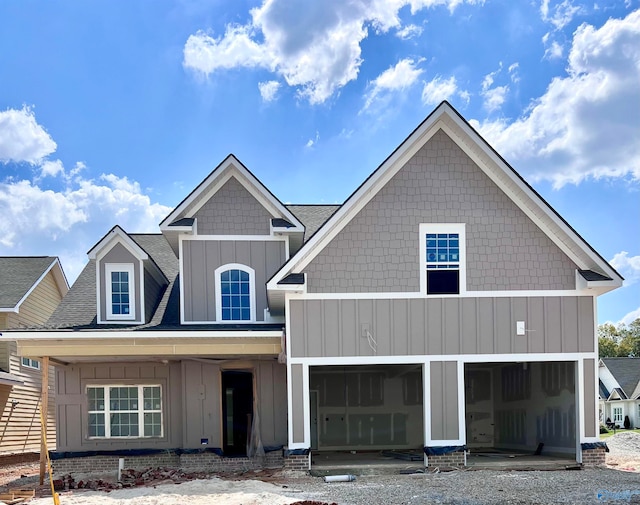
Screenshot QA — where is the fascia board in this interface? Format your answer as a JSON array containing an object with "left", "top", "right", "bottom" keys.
[
  {"left": 88, "top": 227, "right": 148, "bottom": 261},
  {"left": 159, "top": 155, "right": 304, "bottom": 231},
  {"left": 0, "top": 330, "right": 283, "bottom": 340},
  {"left": 13, "top": 258, "right": 67, "bottom": 312}
]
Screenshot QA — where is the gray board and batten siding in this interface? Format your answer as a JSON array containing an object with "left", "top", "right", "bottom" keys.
[
  {"left": 182, "top": 240, "right": 286, "bottom": 322},
  {"left": 54, "top": 360, "right": 287, "bottom": 452},
  {"left": 289, "top": 296, "right": 595, "bottom": 359},
  {"left": 98, "top": 243, "right": 143, "bottom": 323},
  {"left": 191, "top": 177, "right": 274, "bottom": 236},
  {"left": 302, "top": 130, "right": 578, "bottom": 293}
]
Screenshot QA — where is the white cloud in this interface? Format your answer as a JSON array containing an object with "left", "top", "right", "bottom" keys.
[
  {"left": 183, "top": 0, "right": 482, "bottom": 104},
  {"left": 421, "top": 75, "right": 459, "bottom": 105},
  {"left": 540, "top": 0, "right": 581, "bottom": 30},
  {"left": 618, "top": 306, "right": 640, "bottom": 326},
  {"left": 305, "top": 131, "right": 319, "bottom": 148},
  {"left": 480, "top": 64, "right": 509, "bottom": 113},
  {"left": 362, "top": 58, "right": 424, "bottom": 111},
  {"left": 471, "top": 10, "right": 640, "bottom": 188},
  {"left": 610, "top": 251, "right": 640, "bottom": 287},
  {"left": 543, "top": 39, "right": 564, "bottom": 60},
  {"left": 40, "top": 159, "right": 65, "bottom": 178},
  {"left": 482, "top": 85, "right": 508, "bottom": 112},
  {"left": 0, "top": 174, "right": 171, "bottom": 282},
  {"left": 0, "top": 106, "right": 57, "bottom": 164},
  {"left": 258, "top": 80, "right": 281, "bottom": 102},
  {"left": 396, "top": 24, "right": 423, "bottom": 39},
  {"left": 508, "top": 62, "right": 520, "bottom": 83}
]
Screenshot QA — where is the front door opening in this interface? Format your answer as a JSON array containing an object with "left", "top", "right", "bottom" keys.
[{"left": 222, "top": 370, "right": 253, "bottom": 456}]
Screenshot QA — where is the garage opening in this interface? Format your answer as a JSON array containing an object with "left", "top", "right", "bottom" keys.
[
  {"left": 464, "top": 361, "right": 577, "bottom": 467},
  {"left": 309, "top": 364, "right": 424, "bottom": 469}
]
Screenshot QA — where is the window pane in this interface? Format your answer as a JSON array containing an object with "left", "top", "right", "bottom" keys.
[{"left": 220, "top": 269, "right": 251, "bottom": 320}]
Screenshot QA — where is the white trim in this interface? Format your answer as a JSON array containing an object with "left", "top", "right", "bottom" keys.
[
  {"left": 419, "top": 223, "right": 466, "bottom": 295},
  {"left": 578, "top": 358, "right": 585, "bottom": 444},
  {"left": 457, "top": 360, "right": 466, "bottom": 445},
  {"left": 179, "top": 237, "right": 185, "bottom": 325},
  {"left": 302, "top": 363, "right": 310, "bottom": 448},
  {"left": 1, "top": 330, "right": 283, "bottom": 340},
  {"left": 289, "top": 352, "right": 596, "bottom": 366},
  {"left": 88, "top": 226, "right": 148, "bottom": 261},
  {"left": 214, "top": 263, "right": 256, "bottom": 323},
  {"left": 427, "top": 439, "right": 464, "bottom": 446},
  {"left": 181, "top": 235, "right": 289, "bottom": 242},
  {"left": 284, "top": 289, "right": 587, "bottom": 300},
  {"left": 105, "top": 263, "right": 136, "bottom": 321},
  {"left": 10, "top": 258, "right": 67, "bottom": 313},
  {"left": 159, "top": 156, "right": 304, "bottom": 232},
  {"left": 423, "top": 361, "right": 431, "bottom": 444}
]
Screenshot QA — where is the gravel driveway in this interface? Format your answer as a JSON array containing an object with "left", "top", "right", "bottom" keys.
[{"left": 2, "top": 433, "right": 639, "bottom": 505}]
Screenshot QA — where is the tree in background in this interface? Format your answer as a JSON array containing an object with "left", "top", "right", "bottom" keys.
[{"left": 598, "top": 318, "right": 640, "bottom": 358}]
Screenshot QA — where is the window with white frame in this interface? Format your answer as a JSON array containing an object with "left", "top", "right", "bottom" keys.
[
  {"left": 21, "top": 357, "right": 40, "bottom": 369},
  {"left": 420, "top": 224, "right": 466, "bottom": 295},
  {"left": 215, "top": 264, "right": 255, "bottom": 322},
  {"left": 87, "top": 385, "right": 162, "bottom": 438},
  {"left": 613, "top": 406, "right": 623, "bottom": 423},
  {"left": 105, "top": 263, "right": 135, "bottom": 320}
]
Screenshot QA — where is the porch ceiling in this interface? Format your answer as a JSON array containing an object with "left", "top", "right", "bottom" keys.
[{"left": 16, "top": 336, "right": 282, "bottom": 363}]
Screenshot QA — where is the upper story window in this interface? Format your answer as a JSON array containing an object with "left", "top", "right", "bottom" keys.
[
  {"left": 215, "top": 264, "right": 256, "bottom": 322},
  {"left": 420, "top": 224, "right": 466, "bottom": 295},
  {"left": 105, "top": 263, "right": 135, "bottom": 320}
]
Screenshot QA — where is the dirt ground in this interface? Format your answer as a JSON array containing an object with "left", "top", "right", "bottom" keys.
[{"left": 0, "top": 446, "right": 637, "bottom": 505}]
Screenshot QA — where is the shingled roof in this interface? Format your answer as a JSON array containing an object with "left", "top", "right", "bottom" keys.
[
  {"left": 46, "top": 234, "right": 178, "bottom": 330},
  {"left": 0, "top": 256, "right": 60, "bottom": 309},
  {"left": 287, "top": 204, "right": 340, "bottom": 241},
  {"left": 602, "top": 357, "right": 640, "bottom": 400}
]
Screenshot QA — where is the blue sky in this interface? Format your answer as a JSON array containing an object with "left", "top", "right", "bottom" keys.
[{"left": 0, "top": 0, "right": 638, "bottom": 326}]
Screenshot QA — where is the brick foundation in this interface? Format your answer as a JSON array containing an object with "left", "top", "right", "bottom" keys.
[
  {"left": 581, "top": 447, "right": 606, "bottom": 466},
  {"left": 283, "top": 454, "right": 309, "bottom": 471},
  {"left": 52, "top": 450, "right": 284, "bottom": 476},
  {"left": 426, "top": 450, "right": 465, "bottom": 468}
]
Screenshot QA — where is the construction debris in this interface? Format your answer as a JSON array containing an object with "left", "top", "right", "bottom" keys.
[{"left": 0, "top": 488, "right": 35, "bottom": 504}]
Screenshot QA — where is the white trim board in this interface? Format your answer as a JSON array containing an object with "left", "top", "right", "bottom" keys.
[{"left": 0, "top": 330, "right": 283, "bottom": 340}]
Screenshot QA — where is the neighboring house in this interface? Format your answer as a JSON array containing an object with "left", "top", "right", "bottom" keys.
[
  {"left": 599, "top": 358, "right": 640, "bottom": 429},
  {"left": 3, "top": 102, "right": 622, "bottom": 473},
  {"left": 0, "top": 257, "right": 68, "bottom": 458}
]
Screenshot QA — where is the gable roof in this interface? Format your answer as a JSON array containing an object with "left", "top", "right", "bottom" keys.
[
  {"left": 0, "top": 256, "right": 68, "bottom": 311},
  {"left": 46, "top": 234, "right": 177, "bottom": 329},
  {"left": 159, "top": 154, "right": 304, "bottom": 232},
  {"left": 267, "top": 101, "right": 623, "bottom": 293},
  {"left": 601, "top": 358, "right": 640, "bottom": 400}
]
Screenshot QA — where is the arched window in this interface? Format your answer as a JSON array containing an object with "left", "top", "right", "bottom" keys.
[{"left": 215, "top": 264, "right": 256, "bottom": 322}]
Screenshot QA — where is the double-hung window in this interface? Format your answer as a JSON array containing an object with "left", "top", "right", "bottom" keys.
[
  {"left": 420, "top": 224, "right": 466, "bottom": 295},
  {"left": 613, "top": 406, "right": 623, "bottom": 423},
  {"left": 215, "top": 264, "right": 255, "bottom": 322},
  {"left": 105, "top": 263, "right": 135, "bottom": 320},
  {"left": 87, "top": 385, "right": 162, "bottom": 438}
]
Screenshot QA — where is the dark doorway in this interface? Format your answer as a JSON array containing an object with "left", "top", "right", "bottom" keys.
[{"left": 222, "top": 370, "right": 253, "bottom": 456}]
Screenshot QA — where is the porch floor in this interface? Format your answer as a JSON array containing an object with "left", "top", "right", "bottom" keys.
[{"left": 309, "top": 449, "right": 579, "bottom": 475}]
